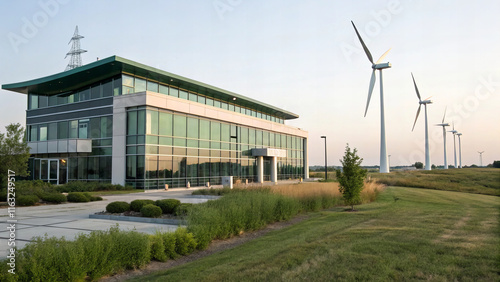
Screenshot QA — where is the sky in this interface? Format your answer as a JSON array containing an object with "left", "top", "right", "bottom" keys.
[{"left": 0, "top": 0, "right": 499, "bottom": 167}]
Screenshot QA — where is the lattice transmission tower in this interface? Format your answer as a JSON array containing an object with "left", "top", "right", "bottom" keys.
[{"left": 65, "top": 26, "right": 87, "bottom": 71}]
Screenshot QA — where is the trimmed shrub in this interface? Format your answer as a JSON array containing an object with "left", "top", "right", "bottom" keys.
[
  {"left": 130, "top": 199, "right": 155, "bottom": 212},
  {"left": 174, "top": 228, "right": 197, "bottom": 255},
  {"left": 67, "top": 192, "right": 91, "bottom": 203},
  {"left": 41, "top": 193, "right": 67, "bottom": 204},
  {"left": 90, "top": 196, "right": 103, "bottom": 201},
  {"left": 155, "top": 199, "right": 181, "bottom": 214},
  {"left": 57, "top": 181, "right": 134, "bottom": 193},
  {"left": 141, "top": 204, "right": 162, "bottom": 218},
  {"left": 175, "top": 203, "right": 193, "bottom": 216},
  {"left": 106, "top": 201, "right": 130, "bottom": 213},
  {"left": 17, "top": 195, "right": 39, "bottom": 206}
]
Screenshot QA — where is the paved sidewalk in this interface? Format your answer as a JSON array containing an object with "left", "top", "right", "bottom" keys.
[{"left": 0, "top": 188, "right": 212, "bottom": 258}]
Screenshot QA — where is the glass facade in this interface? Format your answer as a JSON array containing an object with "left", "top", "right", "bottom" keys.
[
  {"left": 126, "top": 107, "right": 304, "bottom": 189},
  {"left": 27, "top": 74, "right": 285, "bottom": 124},
  {"left": 27, "top": 115, "right": 113, "bottom": 183}
]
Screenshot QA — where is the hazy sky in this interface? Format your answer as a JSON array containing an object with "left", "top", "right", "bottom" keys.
[{"left": 1, "top": 0, "right": 499, "bottom": 167}]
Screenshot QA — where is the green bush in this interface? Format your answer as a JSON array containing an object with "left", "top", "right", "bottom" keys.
[
  {"left": 56, "top": 181, "right": 134, "bottom": 193},
  {"left": 174, "top": 228, "right": 197, "bottom": 255},
  {"left": 90, "top": 196, "right": 103, "bottom": 201},
  {"left": 0, "top": 225, "right": 201, "bottom": 281},
  {"left": 141, "top": 204, "right": 163, "bottom": 218},
  {"left": 150, "top": 233, "right": 167, "bottom": 262},
  {"left": 130, "top": 199, "right": 156, "bottom": 212},
  {"left": 17, "top": 195, "right": 40, "bottom": 206},
  {"left": 191, "top": 187, "right": 232, "bottom": 196},
  {"left": 67, "top": 192, "right": 91, "bottom": 203},
  {"left": 106, "top": 201, "right": 130, "bottom": 213},
  {"left": 0, "top": 189, "right": 7, "bottom": 202},
  {"left": 175, "top": 203, "right": 194, "bottom": 216},
  {"left": 187, "top": 189, "right": 300, "bottom": 249},
  {"left": 41, "top": 193, "right": 67, "bottom": 204},
  {"left": 161, "top": 232, "right": 177, "bottom": 259},
  {"left": 156, "top": 199, "right": 181, "bottom": 214}
]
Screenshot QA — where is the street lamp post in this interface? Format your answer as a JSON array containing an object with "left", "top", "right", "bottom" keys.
[{"left": 321, "top": 136, "right": 327, "bottom": 181}]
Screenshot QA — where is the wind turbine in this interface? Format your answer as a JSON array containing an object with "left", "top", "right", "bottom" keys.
[
  {"left": 478, "top": 151, "right": 484, "bottom": 167},
  {"left": 457, "top": 133, "right": 463, "bottom": 168},
  {"left": 351, "top": 21, "right": 392, "bottom": 173},
  {"left": 410, "top": 73, "right": 433, "bottom": 170},
  {"left": 449, "top": 124, "right": 458, "bottom": 168},
  {"left": 435, "top": 108, "right": 450, "bottom": 169}
]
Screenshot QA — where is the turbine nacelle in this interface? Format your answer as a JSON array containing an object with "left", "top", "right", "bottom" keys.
[
  {"left": 419, "top": 99, "right": 432, "bottom": 105},
  {"left": 372, "top": 62, "right": 392, "bottom": 70},
  {"left": 436, "top": 123, "right": 450, "bottom": 127},
  {"left": 449, "top": 130, "right": 458, "bottom": 134}
]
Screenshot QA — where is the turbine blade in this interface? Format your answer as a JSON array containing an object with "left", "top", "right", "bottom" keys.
[
  {"left": 351, "top": 21, "right": 374, "bottom": 64},
  {"left": 442, "top": 106, "right": 447, "bottom": 123},
  {"left": 364, "top": 70, "right": 376, "bottom": 117},
  {"left": 376, "top": 48, "right": 391, "bottom": 64},
  {"left": 412, "top": 104, "right": 421, "bottom": 131},
  {"left": 411, "top": 73, "right": 421, "bottom": 101}
]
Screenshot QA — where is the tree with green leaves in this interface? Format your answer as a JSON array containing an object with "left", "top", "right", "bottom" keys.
[
  {"left": 336, "top": 144, "right": 367, "bottom": 211},
  {"left": 0, "top": 123, "right": 31, "bottom": 187},
  {"left": 414, "top": 162, "right": 424, "bottom": 169}
]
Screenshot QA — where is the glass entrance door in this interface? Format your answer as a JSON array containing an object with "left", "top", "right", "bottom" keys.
[{"left": 48, "top": 159, "right": 59, "bottom": 184}]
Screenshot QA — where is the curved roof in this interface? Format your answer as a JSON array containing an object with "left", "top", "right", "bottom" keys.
[{"left": 2, "top": 56, "right": 299, "bottom": 120}]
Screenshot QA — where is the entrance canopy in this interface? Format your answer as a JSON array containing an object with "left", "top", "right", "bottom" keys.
[{"left": 251, "top": 148, "right": 287, "bottom": 158}]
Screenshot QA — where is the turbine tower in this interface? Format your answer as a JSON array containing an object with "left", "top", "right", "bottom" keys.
[
  {"left": 351, "top": 21, "right": 392, "bottom": 173},
  {"left": 65, "top": 26, "right": 87, "bottom": 71},
  {"left": 457, "top": 133, "right": 463, "bottom": 168},
  {"left": 478, "top": 151, "right": 484, "bottom": 167},
  {"left": 410, "top": 73, "right": 432, "bottom": 170},
  {"left": 435, "top": 108, "right": 450, "bottom": 169},
  {"left": 449, "top": 124, "right": 458, "bottom": 168}
]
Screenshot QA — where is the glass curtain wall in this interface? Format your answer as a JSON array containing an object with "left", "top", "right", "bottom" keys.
[{"left": 126, "top": 107, "right": 304, "bottom": 189}]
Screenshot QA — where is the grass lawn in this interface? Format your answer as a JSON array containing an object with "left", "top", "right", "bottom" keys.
[
  {"left": 133, "top": 187, "right": 499, "bottom": 281},
  {"left": 370, "top": 168, "right": 500, "bottom": 196}
]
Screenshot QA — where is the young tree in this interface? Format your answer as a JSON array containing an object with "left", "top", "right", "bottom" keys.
[
  {"left": 336, "top": 144, "right": 367, "bottom": 211},
  {"left": 414, "top": 162, "right": 424, "bottom": 169},
  {"left": 0, "top": 123, "right": 31, "bottom": 187}
]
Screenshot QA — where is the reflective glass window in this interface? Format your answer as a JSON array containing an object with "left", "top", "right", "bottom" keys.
[
  {"left": 135, "top": 78, "right": 147, "bottom": 92},
  {"left": 137, "top": 110, "right": 146, "bottom": 135},
  {"left": 210, "top": 122, "right": 220, "bottom": 141},
  {"left": 159, "top": 84, "right": 169, "bottom": 95},
  {"left": 221, "top": 123, "right": 230, "bottom": 142},
  {"left": 159, "top": 156, "right": 172, "bottom": 178},
  {"left": 256, "top": 130, "right": 263, "bottom": 146},
  {"left": 80, "top": 89, "right": 90, "bottom": 101},
  {"left": 249, "top": 129, "right": 255, "bottom": 145},
  {"left": 101, "top": 116, "right": 113, "bottom": 138},
  {"left": 179, "top": 90, "right": 188, "bottom": 100},
  {"left": 30, "top": 125, "right": 38, "bottom": 141},
  {"left": 170, "top": 87, "right": 179, "bottom": 97},
  {"left": 159, "top": 112, "right": 172, "bottom": 136},
  {"left": 221, "top": 102, "right": 228, "bottom": 110},
  {"left": 147, "top": 81, "right": 159, "bottom": 92},
  {"left": 173, "top": 115, "right": 186, "bottom": 137},
  {"left": 200, "top": 119, "right": 210, "bottom": 140},
  {"left": 147, "top": 110, "right": 159, "bottom": 135},
  {"left": 127, "top": 111, "right": 137, "bottom": 135},
  {"left": 91, "top": 84, "right": 101, "bottom": 99},
  {"left": 29, "top": 94, "right": 38, "bottom": 109},
  {"left": 188, "top": 92, "right": 197, "bottom": 102},
  {"left": 39, "top": 125, "right": 47, "bottom": 141},
  {"left": 206, "top": 98, "right": 214, "bottom": 106},
  {"left": 102, "top": 80, "right": 112, "bottom": 97},
  {"left": 48, "top": 95, "right": 57, "bottom": 107},
  {"left": 39, "top": 95, "right": 48, "bottom": 108},
  {"left": 214, "top": 100, "right": 221, "bottom": 108},
  {"left": 198, "top": 95, "right": 206, "bottom": 104},
  {"left": 126, "top": 156, "right": 137, "bottom": 179},
  {"left": 90, "top": 118, "right": 100, "bottom": 139},
  {"left": 69, "top": 120, "right": 78, "bottom": 138},
  {"left": 187, "top": 117, "right": 198, "bottom": 139}
]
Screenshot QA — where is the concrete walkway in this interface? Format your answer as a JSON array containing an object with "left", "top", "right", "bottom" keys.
[{"left": 0, "top": 188, "right": 213, "bottom": 258}]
